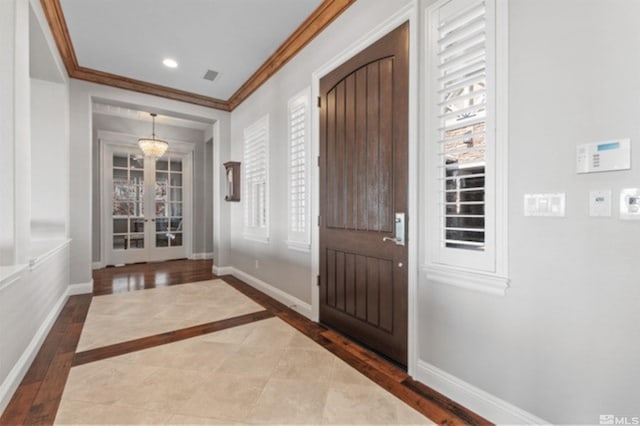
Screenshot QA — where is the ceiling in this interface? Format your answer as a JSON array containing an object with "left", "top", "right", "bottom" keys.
[{"left": 43, "top": 0, "right": 356, "bottom": 111}]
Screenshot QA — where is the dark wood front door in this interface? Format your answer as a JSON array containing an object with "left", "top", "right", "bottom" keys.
[{"left": 319, "top": 22, "right": 409, "bottom": 366}]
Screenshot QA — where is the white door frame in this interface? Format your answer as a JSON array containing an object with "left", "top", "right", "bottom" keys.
[
  {"left": 309, "top": 2, "right": 419, "bottom": 375},
  {"left": 98, "top": 129, "right": 195, "bottom": 266}
]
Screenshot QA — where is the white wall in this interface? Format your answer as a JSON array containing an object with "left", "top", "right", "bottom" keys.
[
  {"left": 0, "top": 0, "right": 73, "bottom": 415},
  {"left": 228, "top": 0, "right": 640, "bottom": 423},
  {"left": 417, "top": 1, "right": 640, "bottom": 424},
  {"left": 68, "top": 80, "right": 231, "bottom": 285},
  {"left": 0, "top": 243, "right": 71, "bottom": 414},
  {"left": 228, "top": 0, "right": 413, "bottom": 304},
  {"left": 30, "top": 78, "right": 69, "bottom": 240},
  {"left": 0, "top": 0, "right": 16, "bottom": 265},
  {"left": 90, "top": 113, "right": 211, "bottom": 263}
]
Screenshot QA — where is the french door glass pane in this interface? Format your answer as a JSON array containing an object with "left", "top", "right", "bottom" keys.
[
  {"left": 113, "top": 235, "right": 126, "bottom": 250},
  {"left": 156, "top": 172, "right": 168, "bottom": 185},
  {"left": 113, "top": 219, "right": 128, "bottom": 233},
  {"left": 156, "top": 234, "right": 169, "bottom": 247},
  {"left": 170, "top": 159, "right": 182, "bottom": 172},
  {"left": 170, "top": 203, "right": 182, "bottom": 217},
  {"left": 170, "top": 218, "right": 182, "bottom": 231},
  {"left": 156, "top": 203, "right": 168, "bottom": 217},
  {"left": 129, "top": 234, "right": 144, "bottom": 249},
  {"left": 112, "top": 152, "right": 145, "bottom": 251},
  {"left": 171, "top": 233, "right": 183, "bottom": 247},
  {"left": 156, "top": 218, "right": 168, "bottom": 232},
  {"left": 156, "top": 159, "right": 169, "bottom": 171},
  {"left": 129, "top": 154, "right": 144, "bottom": 169},
  {"left": 170, "top": 173, "right": 182, "bottom": 186},
  {"left": 170, "top": 188, "right": 182, "bottom": 202},
  {"left": 113, "top": 154, "right": 128, "bottom": 168}
]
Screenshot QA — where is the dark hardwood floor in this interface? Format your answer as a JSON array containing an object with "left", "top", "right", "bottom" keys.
[
  {"left": 92, "top": 258, "right": 217, "bottom": 295},
  {"left": 1, "top": 260, "right": 491, "bottom": 426}
]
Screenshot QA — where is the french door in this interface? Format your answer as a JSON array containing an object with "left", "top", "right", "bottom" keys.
[{"left": 103, "top": 144, "right": 190, "bottom": 266}]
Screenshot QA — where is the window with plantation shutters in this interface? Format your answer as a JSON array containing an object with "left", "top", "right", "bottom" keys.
[
  {"left": 426, "top": 0, "right": 509, "bottom": 288},
  {"left": 287, "top": 89, "right": 311, "bottom": 251},
  {"left": 437, "top": 0, "right": 489, "bottom": 252},
  {"left": 243, "top": 115, "right": 269, "bottom": 242}
]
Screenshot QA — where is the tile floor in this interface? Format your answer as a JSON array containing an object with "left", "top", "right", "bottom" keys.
[
  {"left": 77, "top": 280, "right": 264, "bottom": 351},
  {"left": 55, "top": 280, "right": 434, "bottom": 425}
]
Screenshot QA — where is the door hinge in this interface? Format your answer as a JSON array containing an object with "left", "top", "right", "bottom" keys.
[
  {"left": 317, "top": 96, "right": 321, "bottom": 108},
  {"left": 317, "top": 215, "right": 321, "bottom": 226},
  {"left": 317, "top": 275, "right": 320, "bottom": 287},
  {"left": 317, "top": 155, "right": 320, "bottom": 167}
]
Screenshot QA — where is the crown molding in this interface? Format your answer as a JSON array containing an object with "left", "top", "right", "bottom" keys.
[
  {"left": 39, "top": 0, "right": 356, "bottom": 112},
  {"left": 227, "top": 0, "right": 357, "bottom": 110}
]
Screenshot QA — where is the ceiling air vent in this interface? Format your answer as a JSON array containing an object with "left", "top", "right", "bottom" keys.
[{"left": 203, "top": 69, "right": 219, "bottom": 82}]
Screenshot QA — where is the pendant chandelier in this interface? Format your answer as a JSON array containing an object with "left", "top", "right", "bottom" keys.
[{"left": 138, "top": 113, "right": 168, "bottom": 159}]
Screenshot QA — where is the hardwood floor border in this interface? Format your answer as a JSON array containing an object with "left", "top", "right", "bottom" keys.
[
  {"left": 72, "top": 310, "right": 273, "bottom": 367},
  {"left": 0, "top": 295, "right": 92, "bottom": 426},
  {"left": 220, "top": 275, "right": 493, "bottom": 426},
  {"left": 2, "top": 263, "right": 491, "bottom": 426}
]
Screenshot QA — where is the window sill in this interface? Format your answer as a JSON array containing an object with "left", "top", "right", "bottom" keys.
[
  {"left": 286, "top": 241, "right": 310, "bottom": 253},
  {"left": 423, "top": 265, "right": 510, "bottom": 296},
  {"left": 243, "top": 234, "right": 270, "bottom": 244}
]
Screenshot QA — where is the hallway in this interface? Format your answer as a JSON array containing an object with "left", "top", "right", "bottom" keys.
[{"left": 1, "top": 260, "right": 486, "bottom": 425}]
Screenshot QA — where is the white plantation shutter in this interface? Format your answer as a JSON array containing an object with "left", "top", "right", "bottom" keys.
[
  {"left": 287, "top": 89, "right": 310, "bottom": 250},
  {"left": 243, "top": 115, "right": 269, "bottom": 241},
  {"left": 435, "top": 0, "right": 491, "bottom": 253}
]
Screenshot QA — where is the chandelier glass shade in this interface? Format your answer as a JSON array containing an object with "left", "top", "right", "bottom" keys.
[{"left": 138, "top": 113, "right": 168, "bottom": 159}]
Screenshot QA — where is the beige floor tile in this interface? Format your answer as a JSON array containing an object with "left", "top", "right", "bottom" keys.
[
  {"left": 166, "top": 413, "right": 247, "bottom": 425},
  {"left": 113, "top": 367, "right": 207, "bottom": 413},
  {"left": 287, "top": 331, "right": 325, "bottom": 351},
  {"left": 321, "top": 383, "right": 399, "bottom": 425},
  {"left": 215, "top": 344, "right": 285, "bottom": 378},
  {"left": 247, "top": 378, "right": 329, "bottom": 425},
  {"left": 242, "top": 317, "right": 296, "bottom": 348},
  {"left": 394, "top": 398, "right": 435, "bottom": 425},
  {"left": 114, "top": 338, "right": 239, "bottom": 372},
  {"left": 198, "top": 320, "right": 259, "bottom": 344},
  {"left": 174, "top": 373, "right": 268, "bottom": 421},
  {"left": 55, "top": 399, "right": 171, "bottom": 425},
  {"left": 62, "top": 360, "right": 159, "bottom": 405},
  {"left": 76, "top": 279, "right": 264, "bottom": 351},
  {"left": 329, "top": 358, "right": 376, "bottom": 387},
  {"left": 271, "top": 348, "right": 336, "bottom": 383}
]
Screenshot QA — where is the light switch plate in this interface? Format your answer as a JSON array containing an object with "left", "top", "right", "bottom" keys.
[
  {"left": 589, "top": 190, "right": 612, "bottom": 217},
  {"left": 524, "top": 193, "right": 566, "bottom": 217}
]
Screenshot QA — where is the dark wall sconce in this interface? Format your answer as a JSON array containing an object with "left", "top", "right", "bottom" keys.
[{"left": 224, "top": 161, "right": 241, "bottom": 202}]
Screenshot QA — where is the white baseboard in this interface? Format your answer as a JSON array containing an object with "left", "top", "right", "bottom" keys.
[
  {"left": 0, "top": 288, "right": 69, "bottom": 414},
  {"left": 92, "top": 261, "right": 105, "bottom": 270},
  {"left": 415, "top": 360, "right": 549, "bottom": 425},
  {"left": 191, "top": 252, "right": 214, "bottom": 260},
  {"left": 69, "top": 279, "right": 93, "bottom": 295},
  {"left": 221, "top": 266, "right": 313, "bottom": 320},
  {"left": 212, "top": 265, "right": 233, "bottom": 275}
]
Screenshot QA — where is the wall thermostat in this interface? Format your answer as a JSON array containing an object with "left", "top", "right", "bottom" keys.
[
  {"left": 576, "top": 139, "right": 631, "bottom": 174},
  {"left": 620, "top": 188, "right": 640, "bottom": 220}
]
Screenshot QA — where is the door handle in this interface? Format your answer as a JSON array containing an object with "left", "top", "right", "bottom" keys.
[{"left": 382, "top": 213, "right": 405, "bottom": 246}]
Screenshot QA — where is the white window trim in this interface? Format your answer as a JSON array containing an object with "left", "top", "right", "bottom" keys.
[
  {"left": 286, "top": 88, "right": 311, "bottom": 252},
  {"left": 242, "top": 114, "right": 270, "bottom": 243},
  {"left": 423, "top": 0, "right": 509, "bottom": 296}
]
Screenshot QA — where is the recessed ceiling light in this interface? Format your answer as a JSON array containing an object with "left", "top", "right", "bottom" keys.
[{"left": 163, "top": 58, "right": 178, "bottom": 68}]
